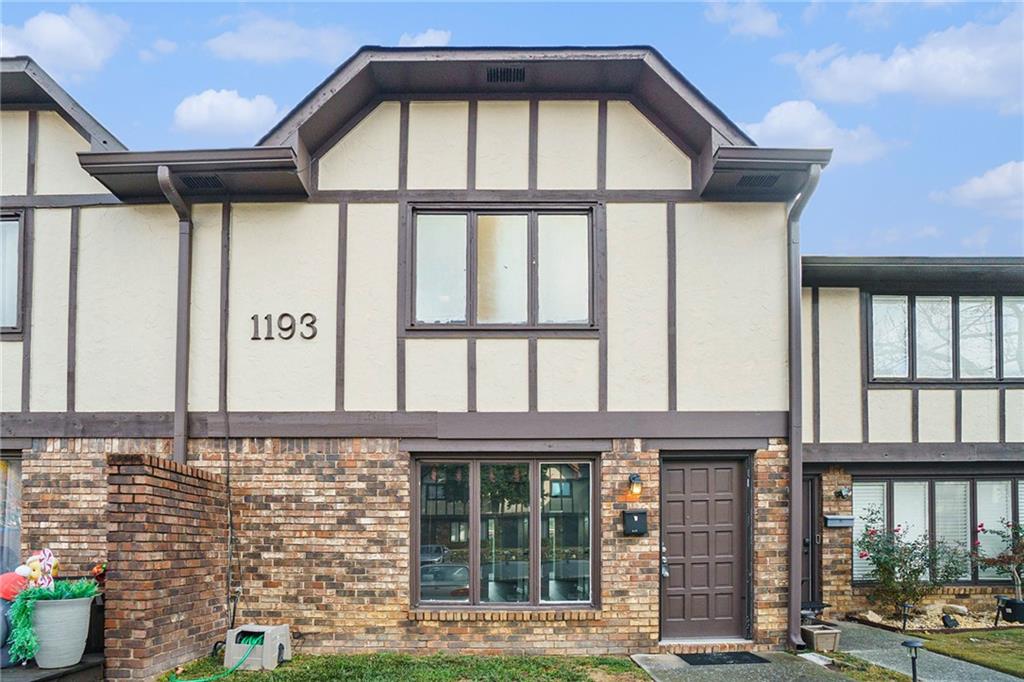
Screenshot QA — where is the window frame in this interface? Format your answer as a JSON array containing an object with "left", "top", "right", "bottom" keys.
[
  {"left": 851, "top": 475, "right": 1022, "bottom": 586},
  {"left": 0, "top": 212, "right": 25, "bottom": 337},
  {"left": 407, "top": 205, "right": 597, "bottom": 333},
  {"left": 867, "top": 292, "right": 1024, "bottom": 385},
  {"left": 411, "top": 454, "right": 600, "bottom": 610}
]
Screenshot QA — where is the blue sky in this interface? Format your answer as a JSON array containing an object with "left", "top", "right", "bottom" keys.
[{"left": 3, "top": 2, "right": 1022, "bottom": 256}]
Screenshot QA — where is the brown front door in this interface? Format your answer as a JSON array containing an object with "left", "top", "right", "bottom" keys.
[
  {"left": 801, "top": 475, "right": 822, "bottom": 604},
  {"left": 660, "top": 459, "right": 746, "bottom": 639}
]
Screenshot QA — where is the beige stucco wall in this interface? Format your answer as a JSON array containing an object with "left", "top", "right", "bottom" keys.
[
  {"left": 187, "top": 204, "right": 222, "bottom": 411},
  {"left": 537, "top": 101, "right": 598, "bottom": 190},
  {"left": 318, "top": 102, "right": 400, "bottom": 190},
  {"left": 867, "top": 390, "right": 912, "bottom": 442},
  {"left": 344, "top": 203, "right": 398, "bottom": 411},
  {"left": 1006, "top": 390, "right": 1024, "bottom": 442},
  {"left": 76, "top": 205, "right": 177, "bottom": 411},
  {"left": 537, "top": 339, "right": 598, "bottom": 411},
  {"left": 675, "top": 202, "right": 788, "bottom": 411},
  {"left": 228, "top": 203, "right": 337, "bottom": 411},
  {"left": 405, "top": 338, "right": 467, "bottom": 411},
  {"left": 960, "top": 389, "right": 999, "bottom": 442},
  {"left": 475, "top": 101, "right": 529, "bottom": 190},
  {"left": 407, "top": 101, "right": 468, "bottom": 190},
  {"left": 35, "top": 112, "right": 107, "bottom": 195},
  {"left": 817, "top": 288, "right": 863, "bottom": 442},
  {"left": 1, "top": 111, "right": 28, "bottom": 195},
  {"left": 0, "top": 341, "right": 21, "bottom": 411},
  {"left": 918, "top": 389, "right": 956, "bottom": 443},
  {"left": 28, "top": 209, "right": 71, "bottom": 411},
  {"left": 475, "top": 338, "right": 529, "bottom": 412},
  {"left": 606, "top": 101, "right": 690, "bottom": 190},
  {"left": 607, "top": 203, "right": 667, "bottom": 411},
  {"left": 802, "top": 288, "right": 814, "bottom": 442}
]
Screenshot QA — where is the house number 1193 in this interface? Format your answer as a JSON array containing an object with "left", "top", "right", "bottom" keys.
[{"left": 250, "top": 313, "right": 317, "bottom": 340}]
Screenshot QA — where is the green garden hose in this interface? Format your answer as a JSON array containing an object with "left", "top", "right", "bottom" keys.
[{"left": 170, "top": 634, "right": 265, "bottom": 682}]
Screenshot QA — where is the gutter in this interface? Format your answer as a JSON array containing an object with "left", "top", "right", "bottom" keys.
[
  {"left": 786, "top": 163, "right": 822, "bottom": 649},
  {"left": 157, "top": 165, "right": 192, "bottom": 465}
]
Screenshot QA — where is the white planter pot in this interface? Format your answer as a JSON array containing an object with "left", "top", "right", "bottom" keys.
[{"left": 31, "top": 597, "right": 94, "bottom": 669}]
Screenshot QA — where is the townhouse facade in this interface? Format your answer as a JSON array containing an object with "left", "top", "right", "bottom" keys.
[{"left": 0, "top": 47, "right": 1020, "bottom": 676}]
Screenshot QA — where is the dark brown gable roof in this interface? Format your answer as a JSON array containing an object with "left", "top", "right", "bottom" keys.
[
  {"left": 258, "top": 45, "right": 754, "bottom": 155},
  {"left": 1, "top": 56, "right": 125, "bottom": 151}
]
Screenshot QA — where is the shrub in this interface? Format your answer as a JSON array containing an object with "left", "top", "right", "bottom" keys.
[
  {"left": 972, "top": 519, "right": 1023, "bottom": 602},
  {"left": 854, "top": 507, "right": 969, "bottom": 618}
]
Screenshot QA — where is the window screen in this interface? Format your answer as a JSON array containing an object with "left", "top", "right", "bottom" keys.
[
  {"left": 853, "top": 481, "right": 887, "bottom": 581},
  {"left": 976, "top": 480, "right": 1012, "bottom": 580}
]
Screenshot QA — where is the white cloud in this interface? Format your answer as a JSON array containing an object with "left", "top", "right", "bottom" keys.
[
  {"left": 1, "top": 4, "right": 128, "bottom": 79},
  {"left": 173, "top": 89, "right": 279, "bottom": 136},
  {"left": 742, "top": 100, "right": 888, "bottom": 166},
  {"left": 206, "top": 14, "right": 357, "bottom": 64},
  {"left": 704, "top": 2, "right": 782, "bottom": 38},
  {"left": 139, "top": 38, "right": 178, "bottom": 63},
  {"left": 847, "top": 2, "right": 893, "bottom": 30},
  {"left": 960, "top": 226, "right": 993, "bottom": 252},
  {"left": 398, "top": 28, "right": 452, "bottom": 48},
  {"left": 781, "top": 9, "right": 1023, "bottom": 112},
  {"left": 931, "top": 161, "right": 1024, "bottom": 220}
]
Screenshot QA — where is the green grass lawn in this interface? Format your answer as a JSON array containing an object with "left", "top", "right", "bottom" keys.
[
  {"left": 920, "top": 627, "right": 1024, "bottom": 678},
  {"left": 160, "top": 652, "right": 647, "bottom": 682},
  {"left": 825, "top": 651, "right": 911, "bottom": 682}
]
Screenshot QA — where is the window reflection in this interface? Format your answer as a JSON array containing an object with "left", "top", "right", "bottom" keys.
[
  {"left": 419, "top": 463, "right": 470, "bottom": 602},
  {"left": 477, "top": 215, "right": 528, "bottom": 324},
  {"left": 542, "top": 463, "right": 590, "bottom": 602},
  {"left": 480, "top": 463, "right": 530, "bottom": 603},
  {"left": 872, "top": 295, "right": 908, "bottom": 378},
  {"left": 959, "top": 296, "right": 996, "bottom": 379}
]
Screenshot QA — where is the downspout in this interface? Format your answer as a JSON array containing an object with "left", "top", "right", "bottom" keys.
[
  {"left": 157, "top": 165, "right": 192, "bottom": 464},
  {"left": 787, "top": 163, "right": 822, "bottom": 649}
]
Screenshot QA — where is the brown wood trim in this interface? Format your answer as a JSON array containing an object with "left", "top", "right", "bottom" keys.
[
  {"left": 527, "top": 100, "right": 538, "bottom": 191},
  {"left": 66, "top": 208, "right": 79, "bottom": 412},
  {"left": 954, "top": 389, "right": 963, "bottom": 443},
  {"left": 860, "top": 290, "right": 869, "bottom": 442},
  {"left": 19, "top": 210, "right": 33, "bottom": 411},
  {"left": 811, "top": 287, "right": 820, "bottom": 443},
  {"left": 804, "top": 442, "right": 1024, "bottom": 462},
  {"left": 646, "top": 437, "right": 769, "bottom": 451},
  {"left": 218, "top": 203, "right": 231, "bottom": 414},
  {"left": 466, "top": 100, "right": 478, "bottom": 191},
  {"left": 0, "top": 194, "right": 122, "bottom": 208},
  {"left": 528, "top": 337, "right": 538, "bottom": 412},
  {"left": 596, "top": 100, "right": 607, "bottom": 191},
  {"left": 0, "top": 437, "right": 32, "bottom": 451},
  {"left": 998, "top": 387, "right": 1006, "bottom": 443},
  {"left": 400, "top": 438, "right": 612, "bottom": 452},
  {"left": 0, "top": 409, "right": 789, "bottom": 440},
  {"left": 911, "top": 388, "right": 919, "bottom": 443},
  {"left": 397, "top": 201, "right": 409, "bottom": 411},
  {"left": 398, "top": 100, "right": 409, "bottom": 191},
  {"left": 26, "top": 111, "right": 37, "bottom": 196},
  {"left": 336, "top": 202, "right": 347, "bottom": 411},
  {"left": 307, "top": 189, "right": 703, "bottom": 203},
  {"left": 467, "top": 338, "right": 476, "bottom": 412},
  {"left": 666, "top": 202, "right": 677, "bottom": 411},
  {"left": 596, "top": 203, "right": 608, "bottom": 411}
]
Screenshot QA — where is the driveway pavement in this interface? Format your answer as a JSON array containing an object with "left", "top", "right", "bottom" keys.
[{"left": 835, "top": 620, "right": 1019, "bottom": 682}]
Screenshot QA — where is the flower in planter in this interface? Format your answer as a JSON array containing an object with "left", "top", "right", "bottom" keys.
[{"left": 859, "top": 551, "right": 870, "bottom": 559}]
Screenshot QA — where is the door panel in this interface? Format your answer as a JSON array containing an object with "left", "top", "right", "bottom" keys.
[
  {"left": 801, "top": 476, "right": 821, "bottom": 604},
  {"left": 660, "top": 459, "right": 746, "bottom": 638}
]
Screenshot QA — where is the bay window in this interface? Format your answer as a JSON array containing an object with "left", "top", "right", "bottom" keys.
[
  {"left": 852, "top": 477, "right": 1023, "bottom": 584},
  {"left": 869, "top": 293, "right": 1024, "bottom": 382},
  {"left": 415, "top": 457, "right": 595, "bottom": 607},
  {"left": 412, "top": 209, "right": 593, "bottom": 329}
]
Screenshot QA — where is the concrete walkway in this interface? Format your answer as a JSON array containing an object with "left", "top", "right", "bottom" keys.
[
  {"left": 835, "top": 620, "right": 1019, "bottom": 682},
  {"left": 631, "top": 652, "right": 845, "bottom": 681}
]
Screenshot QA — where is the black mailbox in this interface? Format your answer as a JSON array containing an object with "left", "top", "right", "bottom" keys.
[{"left": 622, "top": 510, "right": 648, "bottom": 536}]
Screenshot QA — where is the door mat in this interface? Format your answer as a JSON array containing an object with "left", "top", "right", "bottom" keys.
[{"left": 678, "top": 652, "right": 770, "bottom": 666}]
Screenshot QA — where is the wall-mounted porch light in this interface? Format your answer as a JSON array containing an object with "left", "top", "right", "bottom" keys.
[{"left": 628, "top": 473, "right": 643, "bottom": 496}]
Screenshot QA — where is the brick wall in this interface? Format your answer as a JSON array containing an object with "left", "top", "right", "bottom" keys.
[
  {"left": 105, "top": 453, "right": 228, "bottom": 680},
  {"left": 749, "top": 439, "right": 790, "bottom": 645}
]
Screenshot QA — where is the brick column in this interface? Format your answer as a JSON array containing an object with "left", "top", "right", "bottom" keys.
[
  {"left": 751, "top": 438, "right": 790, "bottom": 645},
  {"left": 820, "top": 465, "right": 853, "bottom": 616},
  {"left": 106, "top": 454, "right": 228, "bottom": 680}
]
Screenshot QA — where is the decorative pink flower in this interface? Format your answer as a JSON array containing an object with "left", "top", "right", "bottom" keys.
[
  {"left": 973, "top": 540, "right": 982, "bottom": 547},
  {"left": 868, "top": 529, "right": 878, "bottom": 537},
  {"left": 977, "top": 522, "right": 985, "bottom": 531},
  {"left": 858, "top": 551, "right": 869, "bottom": 559}
]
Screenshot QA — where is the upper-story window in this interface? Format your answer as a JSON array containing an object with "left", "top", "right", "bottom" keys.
[
  {"left": 870, "top": 294, "right": 1023, "bottom": 381},
  {"left": 0, "top": 215, "right": 22, "bottom": 333},
  {"left": 412, "top": 209, "right": 593, "bottom": 328}
]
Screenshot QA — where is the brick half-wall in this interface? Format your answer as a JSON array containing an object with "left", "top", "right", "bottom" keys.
[{"left": 105, "top": 453, "right": 228, "bottom": 680}]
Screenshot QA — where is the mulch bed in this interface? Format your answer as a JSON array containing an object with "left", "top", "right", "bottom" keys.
[{"left": 847, "top": 614, "right": 1024, "bottom": 635}]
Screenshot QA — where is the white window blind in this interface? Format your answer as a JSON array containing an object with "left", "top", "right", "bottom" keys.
[
  {"left": 853, "top": 482, "right": 887, "bottom": 581},
  {"left": 934, "top": 481, "right": 971, "bottom": 580},
  {"left": 976, "top": 480, "right": 1012, "bottom": 580}
]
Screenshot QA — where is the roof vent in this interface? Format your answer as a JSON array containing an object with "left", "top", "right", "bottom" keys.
[
  {"left": 486, "top": 65, "right": 526, "bottom": 84},
  {"left": 737, "top": 174, "right": 780, "bottom": 188},
  {"left": 180, "top": 174, "right": 225, "bottom": 190}
]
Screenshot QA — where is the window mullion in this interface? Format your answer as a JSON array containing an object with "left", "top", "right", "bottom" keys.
[
  {"left": 969, "top": 479, "right": 978, "bottom": 583},
  {"left": 469, "top": 460, "right": 481, "bottom": 605},
  {"left": 467, "top": 212, "right": 477, "bottom": 326},
  {"left": 908, "top": 294, "right": 917, "bottom": 380},
  {"left": 530, "top": 460, "right": 541, "bottom": 605},
  {"left": 528, "top": 212, "right": 538, "bottom": 327},
  {"left": 952, "top": 294, "right": 961, "bottom": 380},
  {"left": 995, "top": 294, "right": 1004, "bottom": 381}
]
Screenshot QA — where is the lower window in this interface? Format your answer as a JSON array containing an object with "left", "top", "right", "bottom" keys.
[
  {"left": 0, "top": 456, "right": 22, "bottom": 573},
  {"left": 852, "top": 477, "right": 1023, "bottom": 583},
  {"left": 415, "top": 458, "right": 594, "bottom": 607}
]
